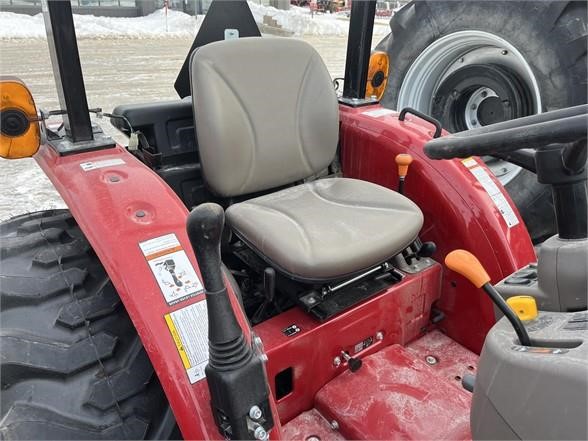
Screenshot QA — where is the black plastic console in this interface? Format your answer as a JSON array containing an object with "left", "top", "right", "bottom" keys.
[{"left": 111, "top": 99, "right": 211, "bottom": 208}]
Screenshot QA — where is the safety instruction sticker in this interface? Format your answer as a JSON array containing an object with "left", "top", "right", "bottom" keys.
[
  {"left": 164, "top": 300, "right": 209, "bottom": 383},
  {"left": 139, "top": 233, "right": 203, "bottom": 305},
  {"left": 80, "top": 158, "right": 125, "bottom": 171},
  {"left": 461, "top": 158, "right": 520, "bottom": 228}
]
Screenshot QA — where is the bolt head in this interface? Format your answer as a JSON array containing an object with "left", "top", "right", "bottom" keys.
[
  {"left": 471, "top": 120, "right": 478, "bottom": 126},
  {"left": 376, "top": 331, "right": 384, "bottom": 341},
  {"left": 330, "top": 420, "right": 339, "bottom": 430},
  {"left": 501, "top": 49, "right": 508, "bottom": 55},
  {"left": 481, "top": 90, "right": 488, "bottom": 98},
  {"left": 249, "top": 405, "right": 263, "bottom": 421},
  {"left": 425, "top": 355, "right": 438, "bottom": 365},
  {"left": 254, "top": 426, "right": 268, "bottom": 440},
  {"left": 471, "top": 104, "right": 477, "bottom": 110},
  {"left": 333, "top": 356, "right": 341, "bottom": 367}
]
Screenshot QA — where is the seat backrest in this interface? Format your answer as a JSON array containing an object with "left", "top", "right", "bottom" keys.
[{"left": 190, "top": 37, "right": 339, "bottom": 197}]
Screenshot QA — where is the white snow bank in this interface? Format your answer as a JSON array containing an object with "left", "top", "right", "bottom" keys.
[
  {"left": 0, "top": 2, "right": 390, "bottom": 39},
  {"left": 0, "top": 9, "right": 201, "bottom": 40},
  {"left": 249, "top": 2, "right": 390, "bottom": 36}
]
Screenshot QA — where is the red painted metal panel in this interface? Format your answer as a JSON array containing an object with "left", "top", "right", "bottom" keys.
[
  {"left": 280, "top": 331, "right": 478, "bottom": 440},
  {"left": 314, "top": 344, "right": 472, "bottom": 440},
  {"left": 254, "top": 264, "right": 442, "bottom": 424},
  {"left": 34, "top": 144, "right": 281, "bottom": 440},
  {"left": 338, "top": 104, "right": 536, "bottom": 353}
]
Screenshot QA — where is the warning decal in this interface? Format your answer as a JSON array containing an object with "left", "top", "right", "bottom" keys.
[
  {"left": 164, "top": 301, "right": 209, "bottom": 384},
  {"left": 139, "top": 233, "right": 203, "bottom": 305},
  {"left": 362, "top": 108, "right": 395, "bottom": 118},
  {"left": 80, "top": 158, "right": 125, "bottom": 171},
  {"left": 461, "top": 159, "right": 520, "bottom": 228}
]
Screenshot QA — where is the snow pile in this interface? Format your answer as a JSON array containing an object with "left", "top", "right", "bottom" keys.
[
  {"left": 0, "top": 4, "right": 390, "bottom": 39},
  {"left": 0, "top": 9, "right": 201, "bottom": 40},
  {"left": 248, "top": 2, "right": 390, "bottom": 36},
  {"left": 249, "top": 2, "right": 347, "bottom": 36}
]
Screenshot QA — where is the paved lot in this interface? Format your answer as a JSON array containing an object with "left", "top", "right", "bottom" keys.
[{"left": 0, "top": 35, "right": 352, "bottom": 219}]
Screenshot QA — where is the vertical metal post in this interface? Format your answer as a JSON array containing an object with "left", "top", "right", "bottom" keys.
[
  {"left": 342, "top": 0, "right": 376, "bottom": 99},
  {"left": 42, "top": 0, "right": 93, "bottom": 142}
]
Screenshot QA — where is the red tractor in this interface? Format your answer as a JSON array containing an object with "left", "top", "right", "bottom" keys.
[{"left": 1, "top": 1, "right": 586, "bottom": 440}]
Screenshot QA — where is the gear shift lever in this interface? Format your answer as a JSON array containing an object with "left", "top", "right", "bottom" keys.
[
  {"left": 445, "top": 250, "right": 533, "bottom": 346},
  {"left": 187, "top": 203, "right": 274, "bottom": 439}
]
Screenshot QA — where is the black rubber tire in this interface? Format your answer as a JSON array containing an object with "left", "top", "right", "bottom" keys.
[
  {"left": 377, "top": 0, "right": 587, "bottom": 243},
  {"left": 0, "top": 210, "right": 178, "bottom": 440}
]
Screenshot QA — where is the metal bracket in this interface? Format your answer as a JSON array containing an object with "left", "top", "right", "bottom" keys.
[
  {"left": 338, "top": 96, "right": 379, "bottom": 108},
  {"left": 45, "top": 123, "right": 115, "bottom": 156}
]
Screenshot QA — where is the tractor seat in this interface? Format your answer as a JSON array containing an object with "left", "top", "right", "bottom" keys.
[
  {"left": 226, "top": 178, "right": 422, "bottom": 281},
  {"left": 191, "top": 37, "right": 423, "bottom": 281}
]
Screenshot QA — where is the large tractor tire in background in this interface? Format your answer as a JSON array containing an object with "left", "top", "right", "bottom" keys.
[
  {"left": 0, "top": 210, "right": 177, "bottom": 440},
  {"left": 377, "top": 1, "right": 587, "bottom": 243}
]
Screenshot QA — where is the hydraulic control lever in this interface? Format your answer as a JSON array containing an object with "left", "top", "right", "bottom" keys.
[
  {"left": 395, "top": 153, "right": 413, "bottom": 195},
  {"left": 445, "top": 250, "right": 532, "bottom": 346},
  {"left": 187, "top": 203, "right": 274, "bottom": 440}
]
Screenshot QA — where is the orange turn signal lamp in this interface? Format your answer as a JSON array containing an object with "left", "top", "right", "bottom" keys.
[
  {"left": 0, "top": 76, "right": 40, "bottom": 159},
  {"left": 365, "top": 51, "right": 389, "bottom": 101}
]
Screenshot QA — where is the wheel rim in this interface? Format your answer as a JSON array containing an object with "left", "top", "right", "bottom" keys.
[{"left": 397, "top": 30, "right": 542, "bottom": 185}]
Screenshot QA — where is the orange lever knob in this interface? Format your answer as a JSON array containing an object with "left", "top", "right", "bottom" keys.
[
  {"left": 395, "top": 153, "right": 413, "bottom": 178},
  {"left": 445, "top": 250, "right": 491, "bottom": 288}
]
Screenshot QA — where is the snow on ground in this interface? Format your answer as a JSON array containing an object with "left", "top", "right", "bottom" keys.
[
  {"left": 249, "top": 2, "right": 389, "bottom": 36},
  {"left": 0, "top": 2, "right": 390, "bottom": 39},
  {"left": 0, "top": 9, "right": 202, "bottom": 40}
]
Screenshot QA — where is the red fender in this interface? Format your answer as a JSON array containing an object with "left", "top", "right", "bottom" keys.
[
  {"left": 338, "top": 104, "right": 536, "bottom": 352},
  {"left": 35, "top": 143, "right": 282, "bottom": 440}
]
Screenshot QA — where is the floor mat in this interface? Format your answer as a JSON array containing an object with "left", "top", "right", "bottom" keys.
[
  {"left": 281, "top": 408, "right": 346, "bottom": 441},
  {"left": 406, "top": 330, "right": 479, "bottom": 389},
  {"left": 280, "top": 331, "right": 478, "bottom": 440}
]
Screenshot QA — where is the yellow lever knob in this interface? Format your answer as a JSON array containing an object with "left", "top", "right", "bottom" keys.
[
  {"left": 506, "top": 296, "right": 538, "bottom": 321},
  {"left": 445, "top": 249, "right": 491, "bottom": 288},
  {"left": 395, "top": 153, "right": 413, "bottom": 178}
]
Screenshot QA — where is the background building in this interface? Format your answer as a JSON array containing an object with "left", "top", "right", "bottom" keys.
[{"left": 0, "top": 0, "right": 290, "bottom": 17}]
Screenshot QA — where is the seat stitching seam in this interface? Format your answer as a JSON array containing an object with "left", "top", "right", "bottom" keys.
[
  {"left": 295, "top": 54, "right": 316, "bottom": 176},
  {"left": 234, "top": 203, "right": 314, "bottom": 258},
  {"left": 207, "top": 63, "right": 258, "bottom": 195},
  {"left": 309, "top": 183, "right": 418, "bottom": 212}
]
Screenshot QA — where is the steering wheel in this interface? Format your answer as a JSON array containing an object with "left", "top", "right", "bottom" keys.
[
  {"left": 423, "top": 104, "right": 587, "bottom": 163},
  {"left": 423, "top": 104, "right": 587, "bottom": 240}
]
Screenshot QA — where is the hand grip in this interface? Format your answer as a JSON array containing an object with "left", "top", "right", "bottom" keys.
[
  {"left": 186, "top": 202, "right": 225, "bottom": 292},
  {"left": 398, "top": 107, "right": 443, "bottom": 138}
]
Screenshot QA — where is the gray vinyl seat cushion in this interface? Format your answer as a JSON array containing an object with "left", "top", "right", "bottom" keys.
[
  {"left": 226, "top": 178, "right": 424, "bottom": 281},
  {"left": 191, "top": 37, "right": 424, "bottom": 281}
]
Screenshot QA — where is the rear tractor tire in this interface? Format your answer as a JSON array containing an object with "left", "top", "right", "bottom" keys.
[
  {"left": 0, "top": 210, "right": 177, "bottom": 440},
  {"left": 377, "top": 0, "right": 587, "bottom": 243}
]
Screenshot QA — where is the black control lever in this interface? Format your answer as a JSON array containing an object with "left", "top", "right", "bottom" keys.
[
  {"left": 341, "top": 351, "right": 362, "bottom": 373},
  {"left": 405, "top": 239, "right": 437, "bottom": 264},
  {"left": 445, "top": 250, "right": 532, "bottom": 346},
  {"left": 187, "top": 203, "right": 274, "bottom": 440}
]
